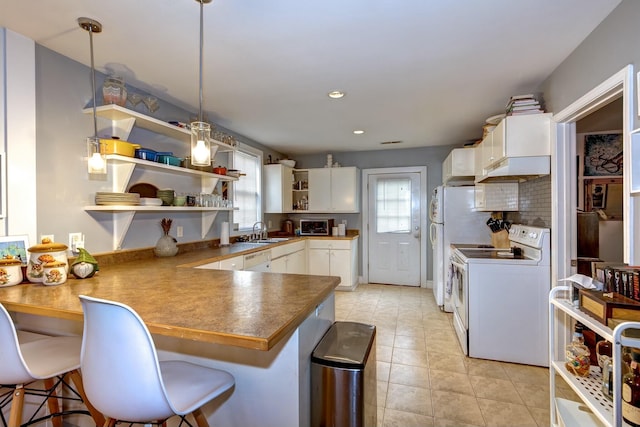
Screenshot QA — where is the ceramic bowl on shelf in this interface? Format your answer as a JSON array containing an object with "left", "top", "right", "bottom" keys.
[
  {"left": 279, "top": 159, "right": 296, "bottom": 168},
  {"left": 156, "top": 188, "right": 175, "bottom": 206}
]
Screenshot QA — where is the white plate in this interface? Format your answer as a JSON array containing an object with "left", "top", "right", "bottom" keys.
[
  {"left": 140, "top": 198, "right": 163, "bottom": 206},
  {"left": 485, "top": 113, "right": 505, "bottom": 125}
]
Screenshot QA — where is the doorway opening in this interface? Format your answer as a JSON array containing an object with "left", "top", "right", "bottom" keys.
[
  {"left": 553, "top": 65, "right": 633, "bottom": 286},
  {"left": 552, "top": 65, "right": 634, "bottom": 359}
]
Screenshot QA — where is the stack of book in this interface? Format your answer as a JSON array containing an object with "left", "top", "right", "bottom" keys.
[
  {"left": 593, "top": 261, "right": 640, "bottom": 301},
  {"left": 505, "top": 94, "right": 545, "bottom": 116}
]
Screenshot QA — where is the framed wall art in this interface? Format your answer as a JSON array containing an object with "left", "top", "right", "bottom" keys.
[
  {"left": 0, "top": 235, "right": 29, "bottom": 266},
  {"left": 583, "top": 133, "right": 623, "bottom": 177},
  {"left": 591, "top": 183, "right": 607, "bottom": 209}
]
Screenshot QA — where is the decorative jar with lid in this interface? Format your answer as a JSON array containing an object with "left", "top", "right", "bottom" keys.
[
  {"left": 27, "top": 240, "right": 68, "bottom": 283},
  {"left": 0, "top": 259, "right": 23, "bottom": 287},
  {"left": 42, "top": 261, "right": 67, "bottom": 286},
  {"left": 102, "top": 75, "right": 127, "bottom": 107}
]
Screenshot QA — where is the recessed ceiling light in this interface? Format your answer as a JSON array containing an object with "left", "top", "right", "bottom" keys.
[
  {"left": 353, "top": 130, "right": 365, "bottom": 135},
  {"left": 328, "top": 91, "right": 345, "bottom": 99}
]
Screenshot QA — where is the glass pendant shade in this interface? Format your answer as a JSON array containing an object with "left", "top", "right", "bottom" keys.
[
  {"left": 190, "top": 121, "right": 212, "bottom": 166},
  {"left": 87, "top": 136, "right": 107, "bottom": 174}
]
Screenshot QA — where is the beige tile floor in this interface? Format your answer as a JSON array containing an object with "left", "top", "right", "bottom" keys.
[{"left": 334, "top": 283, "right": 581, "bottom": 427}]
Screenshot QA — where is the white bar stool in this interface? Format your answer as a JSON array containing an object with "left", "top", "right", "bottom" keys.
[
  {"left": 0, "top": 303, "right": 104, "bottom": 427},
  {"left": 78, "top": 295, "right": 235, "bottom": 427}
]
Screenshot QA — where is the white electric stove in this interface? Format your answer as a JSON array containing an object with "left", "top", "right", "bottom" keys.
[{"left": 450, "top": 225, "right": 551, "bottom": 366}]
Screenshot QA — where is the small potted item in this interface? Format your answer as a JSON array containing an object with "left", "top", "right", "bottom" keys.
[
  {"left": 0, "top": 258, "right": 23, "bottom": 287},
  {"left": 154, "top": 218, "right": 178, "bottom": 257},
  {"left": 71, "top": 248, "right": 99, "bottom": 279},
  {"left": 42, "top": 261, "right": 67, "bottom": 286},
  {"left": 27, "top": 239, "right": 68, "bottom": 283}
]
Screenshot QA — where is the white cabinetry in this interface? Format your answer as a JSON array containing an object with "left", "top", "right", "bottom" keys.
[
  {"left": 443, "top": 147, "right": 476, "bottom": 185},
  {"left": 476, "top": 113, "right": 552, "bottom": 180},
  {"left": 264, "top": 164, "right": 293, "bottom": 213},
  {"left": 219, "top": 255, "right": 244, "bottom": 271},
  {"left": 195, "top": 255, "right": 244, "bottom": 270},
  {"left": 549, "top": 286, "right": 640, "bottom": 427},
  {"left": 307, "top": 238, "right": 358, "bottom": 289},
  {"left": 82, "top": 105, "right": 237, "bottom": 250},
  {"left": 492, "top": 113, "right": 552, "bottom": 162},
  {"left": 271, "top": 240, "right": 307, "bottom": 274},
  {"left": 308, "top": 167, "right": 360, "bottom": 213},
  {"left": 477, "top": 133, "right": 494, "bottom": 174}
]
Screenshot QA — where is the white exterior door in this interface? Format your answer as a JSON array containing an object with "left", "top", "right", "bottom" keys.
[{"left": 367, "top": 171, "right": 422, "bottom": 286}]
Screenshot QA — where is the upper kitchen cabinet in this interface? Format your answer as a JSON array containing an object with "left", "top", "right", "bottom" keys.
[
  {"left": 308, "top": 167, "right": 360, "bottom": 213},
  {"left": 476, "top": 113, "right": 552, "bottom": 182},
  {"left": 443, "top": 147, "right": 476, "bottom": 185},
  {"left": 264, "top": 163, "right": 294, "bottom": 213}
]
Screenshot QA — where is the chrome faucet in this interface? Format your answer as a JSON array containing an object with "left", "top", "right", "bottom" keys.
[{"left": 251, "top": 221, "right": 268, "bottom": 241}]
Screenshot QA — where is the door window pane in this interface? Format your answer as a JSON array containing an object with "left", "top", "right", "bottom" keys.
[{"left": 376, "top": 178, "right": 411, "bottom": 233}]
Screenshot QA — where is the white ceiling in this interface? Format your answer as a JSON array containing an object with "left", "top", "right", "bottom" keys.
[{"left": 0, "top": 0, "right": 621, "bottom": 155}]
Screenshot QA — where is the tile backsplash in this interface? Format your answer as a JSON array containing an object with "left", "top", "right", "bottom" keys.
[{"left": 504, "top": 175, "right": 552, "bottom": 227}]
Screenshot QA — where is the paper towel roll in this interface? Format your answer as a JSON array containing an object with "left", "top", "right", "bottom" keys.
[
  {"left": 338, "top": 223, "right": 346, "bottom": 236},
  {"left": 221, "top": 221, "right": 230, "bottom": 246}
]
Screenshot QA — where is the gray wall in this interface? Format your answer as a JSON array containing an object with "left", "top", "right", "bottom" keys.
[{"left": 540, "top": 0, "right": 638, "bottom": 130}]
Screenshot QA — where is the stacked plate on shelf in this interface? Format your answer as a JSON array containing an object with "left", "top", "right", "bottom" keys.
[
  {"left": 139, "top": 198, "right": 163, "bottom": 206},
  {"left": 95, "top": 192, "right": 140, "bottom": 206}
]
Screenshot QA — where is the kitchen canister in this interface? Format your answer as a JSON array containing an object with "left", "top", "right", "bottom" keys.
[
  {"left": 0, "top": 259, "right": 23, "bottom": 287},
  {"left": 220, "top": 221, "right": 230, "bottom": 246},
  {"left": 338, "top": 223, "right": 346, "bottom": 236},
  {"left": 42, "top": 261, "right": 68, "bottom": 286},
  {"left": 332, "top": 226, "right": 339, "bottom": 236},
  {"left": 27, "top": 241, "right": 69, "bottom": 283}
]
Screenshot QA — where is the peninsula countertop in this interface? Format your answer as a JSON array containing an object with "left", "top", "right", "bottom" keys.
[{"left": 0, "top": 250, "right": 340, "bottom": 351}]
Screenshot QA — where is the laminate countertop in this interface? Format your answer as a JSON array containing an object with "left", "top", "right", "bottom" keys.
[{"left": 0, "top": 246, "right": 341, "bottom": 351}]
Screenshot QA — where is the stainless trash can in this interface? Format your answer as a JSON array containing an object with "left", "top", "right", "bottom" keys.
[{"left": 311, "top": 321, "right": 376, "bottom": 427}]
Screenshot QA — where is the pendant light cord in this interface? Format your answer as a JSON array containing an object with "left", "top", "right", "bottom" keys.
[
  {"left": 89, "top": 27, "right": 98, "bottom": 138},
  {"left": 198, "top": 0, "right": 204, "bottom": 122}
]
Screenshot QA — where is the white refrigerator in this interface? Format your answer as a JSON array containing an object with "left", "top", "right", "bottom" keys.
[{"left": 429, "top": 186, "right": 490, "bottom": 311}]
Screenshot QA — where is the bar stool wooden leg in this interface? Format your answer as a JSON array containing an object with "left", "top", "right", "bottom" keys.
[
  {"left": 192, "top": 408, "right": 210, "bottom": 427},
  {"left": 104, "top": 417, "right": 117, "bottom": 427},
  {"left": 8, "top": 385, "right": 25, "bottom": 427},
  {"left": 69, "top": 369, "right": 105, "bottom": 426}
]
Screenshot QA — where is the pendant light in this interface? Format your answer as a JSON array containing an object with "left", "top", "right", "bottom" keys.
[
  {"left": 190, "top": 0, "right": 213, "bottom": 167},
  {"left": 78, "top": 17, "right": 107, "bottom": 175}
]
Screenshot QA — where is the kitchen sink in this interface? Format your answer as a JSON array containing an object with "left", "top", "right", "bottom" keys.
[{"left": 253, "top": 237, "right": 291, "bottom": 243}]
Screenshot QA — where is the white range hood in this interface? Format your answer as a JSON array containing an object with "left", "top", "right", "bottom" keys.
[{"left": 475, "top": 156, "right": 550, "bottom": 183}]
